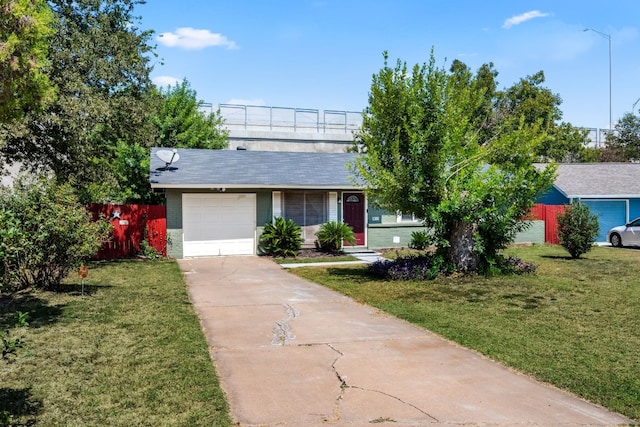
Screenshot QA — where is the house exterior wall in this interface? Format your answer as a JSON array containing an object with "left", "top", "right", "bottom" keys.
[
  {"left": 629, "top": 198, "right": 640, "bottom": 221},
  {"left": 513, "top": 220, "right": 545, "bottom": 244},
  {"left": 166, "top": 190, "right": 183, "bottom": 259},
  {"left": 537, "top": 187, "right": 569, "bottom": 205},
  {"left": 367, "top": 224, "right": 430, "bottom": 249},
  {"left": 165, "top": 187, "right": 548, "bottom": 257}
]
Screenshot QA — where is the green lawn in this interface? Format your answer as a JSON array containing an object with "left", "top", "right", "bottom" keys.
[
  {"left": 289, "top": 245, "right": 640, "bottom": 421},
  {"left": 0, "top": 261, "right": 232, "bottom": 426}
]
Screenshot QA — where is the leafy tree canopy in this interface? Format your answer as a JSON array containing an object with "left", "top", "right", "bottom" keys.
[
  {"left": 353, "top": 51, "right": 557, "bottom": 273},
  {"left": 0, "top": 0, "right": 157, "bottom": 188},
  {"left": 448, "top": 61, "right": 592, "bottom": 163},
  {"left": 153, "top": 79, "right": 229, "bottom": 149},
  {"left": 602, "top": 112, "right": 640, "bottom": 162},
  {"left": 0, "top": 0, "right": 56, "bottom": 122}
]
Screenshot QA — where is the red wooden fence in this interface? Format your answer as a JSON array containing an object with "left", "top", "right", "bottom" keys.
[
  {"left": 88, "top": 204, "right": 167, "bottom": 260},
  {"left": 527, "top": 204, "right": 566, "bottom": 244}
]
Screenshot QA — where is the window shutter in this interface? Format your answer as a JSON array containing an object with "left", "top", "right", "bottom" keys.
[
  {"left": 272, "top": 191, "right": 282, "bottom": 220},
  {"left": 328, "top": 192, "right": 338, "bottom": 222}
]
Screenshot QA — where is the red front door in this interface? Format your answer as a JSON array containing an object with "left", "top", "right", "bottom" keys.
[{"left": 342, "top": 193, "right": 365, "bottom": 246}]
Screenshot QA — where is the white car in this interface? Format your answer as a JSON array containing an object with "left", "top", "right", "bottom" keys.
[{"left": 607, "top": 217, "right": 640, "bottom": 247}]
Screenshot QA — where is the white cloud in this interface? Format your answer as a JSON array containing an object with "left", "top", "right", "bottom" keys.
[
  {"left": 503, "top": 10, "right": 549, "bottom": 29},
  {"left": 152, "top": 75, "right": 182, "bottom": 88},
  {"left": 157, "top": 27, "right": 238, "bottom": 50},
  {"left": 225, "top": 98, "right": 266, "bottom": 106}
]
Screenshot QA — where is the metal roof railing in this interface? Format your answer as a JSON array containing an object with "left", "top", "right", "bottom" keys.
[
  {"left": 198, "top": 103, "right": 363, "bottom": 134},
  {"left": 199, "top": 103, "right": 614, "bottom": 144}
]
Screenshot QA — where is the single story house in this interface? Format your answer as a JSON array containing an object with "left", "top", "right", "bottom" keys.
[
  {"left": 150, "top": 148, "right": 428, "bottom": 258},
  {"left": 150, "top": 149, "right": 640, "bottom": 257},
  {"left": 537, "top": 163, "right": 640, "bottom": 242}
]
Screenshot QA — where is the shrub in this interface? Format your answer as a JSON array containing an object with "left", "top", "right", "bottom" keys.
[
  {"left": 0, "top": 176, "right": 112, "bottom": 292},
  {"left": 368, "top": 253, "right": 449, "bottom": 281},
  {"left": 556, "top": 201, "right": 600, "bottom": 259},
  {"left": 259, "top": 217, "right": 303, "bottom": 258},
  {"left": 500, "top": 256, "right": 538, "bottom": 275},
  {"left": 409, "top": 230, "right": 431, "bottom": 250},
  {"left": 315, "top": 221, "right": 356, "bottom": 253}
]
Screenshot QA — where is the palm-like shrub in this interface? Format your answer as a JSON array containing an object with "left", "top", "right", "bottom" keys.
[
  {"left": 259, "top": 217, "right": 303, "bottom": 258},
  {"left": 315, "top": 221, "right": 356, "bottom": 253},
  {"left": 409, "top": 230, "right": 431, "bottom": 250},
  {"left": 556, "top": 201, "right": 599, "bottom": 259}
]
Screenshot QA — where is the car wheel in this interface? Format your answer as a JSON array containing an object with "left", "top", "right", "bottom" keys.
[{"left": 610, "top": 233, "right": 623, "bottom": 248}]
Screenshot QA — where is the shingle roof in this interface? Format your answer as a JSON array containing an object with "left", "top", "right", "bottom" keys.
[
  {"left": 149, "top": 148, "right": 360, "bottom": 189},
  {"left": 540, "top": 163, "right": 640, "bottom": 198}
]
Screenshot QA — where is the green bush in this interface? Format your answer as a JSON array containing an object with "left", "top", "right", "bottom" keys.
[
  {"left": 0, "top": 176, "right": 112, "bottom": 292},
  {"left": 259, "top": 217, "right": 303, "bottom": 258},
  {"left": 409, "top": 230, "right": 431, "bottom": 250},
  {"left": 315, "top": 221, "right": 356, "bottom": 253},
  {"left": 556, "top": 201, "right": 600, "bottom": 259}
]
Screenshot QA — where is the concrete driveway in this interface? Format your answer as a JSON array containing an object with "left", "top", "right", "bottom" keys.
[{"left": 179, "top": 256, "right": 632, "bottom": 426}]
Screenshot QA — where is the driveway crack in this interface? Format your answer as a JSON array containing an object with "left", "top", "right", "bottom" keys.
[
  {"left": 325, "top": 343, "right": 439, "bottom": 423},
  {"left": 271, "top": 303, "right": 300, "bottom": 346}
]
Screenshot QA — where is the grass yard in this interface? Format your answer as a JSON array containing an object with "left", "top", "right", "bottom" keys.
[
  {"left": 0, "top": 261, "right": 232, "bottom": 427},
  {"left": 289, "top": 245, "right": 640, "bottom": 421}
]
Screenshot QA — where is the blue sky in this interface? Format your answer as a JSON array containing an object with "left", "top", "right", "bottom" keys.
[{"left": 138, "top": 1, "right": 639, "bottom": 130}]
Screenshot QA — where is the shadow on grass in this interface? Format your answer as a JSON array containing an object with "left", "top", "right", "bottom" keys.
[
  {"left": 540, "top": 255, "right": 580, "bottom": 260},
  {"left": 52, "top": 282, "right": 112, "bottom": 296},
  {"left": 1, "top": 283, "right": 113, "bottom": 329},
  {"left": 324, "top": 266, "right": 372, "bottom": 281},
  {"left": 0, "top": 294, "right": 63, "bottom": 329},
  {"left": 0, "top": 387, "right": 42, "bottom": 426}
]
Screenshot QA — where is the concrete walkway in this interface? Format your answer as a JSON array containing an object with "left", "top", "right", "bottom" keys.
[
  {"left": 280, "top": 250, "right": 387, "bottom": 269},
  {"left": 179, "top": 256, "right": 632, "bottom": 427}
]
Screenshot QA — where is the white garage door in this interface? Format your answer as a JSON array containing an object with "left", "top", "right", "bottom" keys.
[{"left": 183, "top": 193, "right": 256, "bottom": 256}]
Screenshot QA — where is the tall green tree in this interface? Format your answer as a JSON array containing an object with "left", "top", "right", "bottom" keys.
[
  {"left": 0, "top": 0, "right": 56, "bottom": 122},
  {"left": 0, "top": 0, "right": 157, "bottom": 193},
  {"left": 602, "top": 112, "right": 640, "bottom": 162},
  {"left": 153, "top": 79, "right": 228, "bottom": 149},
  {"left": 353, "top": 51, "right": 556, "bottom": 273},
  {"left": 496, "top": 71, "right": 591, "bottom": 162},
  {"left": 449, "top": 64, "right": 592, "bottom": 163}
]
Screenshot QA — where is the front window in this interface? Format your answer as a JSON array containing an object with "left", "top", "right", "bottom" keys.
[
  {"left": 397, "top": 211, "right": 419, "bottom": 223},
  {"left": 283, "top": 191, "right": 327, "bottom": 241}
]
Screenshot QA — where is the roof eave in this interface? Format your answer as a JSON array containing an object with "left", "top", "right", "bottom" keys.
[
  {"left": 567, "top": 195, "right": 640, "bottom": 199},
  {"left": 150, "top": 183, "right": 361, "bottom": 190}
]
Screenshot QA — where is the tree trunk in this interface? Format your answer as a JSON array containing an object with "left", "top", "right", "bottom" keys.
[{"left": 447, "top": 220, "right": 480, "bottom": 272}]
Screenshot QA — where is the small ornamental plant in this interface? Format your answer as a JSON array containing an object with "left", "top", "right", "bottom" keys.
[
  {"left": 315, "top": 221, "right": 356, "bottom": 253},
  {"left": 409, "top": 230, "right": 431, "bottom": 250},
  {"left": 259, "top": 217, "right": 303, "bottom": 258}
]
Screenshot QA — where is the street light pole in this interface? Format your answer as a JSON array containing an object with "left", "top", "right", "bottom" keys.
[{"left": 584, "top": 28, "right": 612, "bottom": 131}]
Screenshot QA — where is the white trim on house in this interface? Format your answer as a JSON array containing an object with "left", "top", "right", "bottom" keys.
[
  {"left": 567, "top": 194, "right": 640, "bottom": 199},
  {"left": 151, "top": 183, "right": 361, "bottom": 190},
  {"left": 396, "top": 211, "right": 420, "bottom": 223},
  {"left": 272, "top": 191, "right": 282, "bottom": 219},
  {"left": 328, "top": 192, "right": 338, "bottom": 222}
]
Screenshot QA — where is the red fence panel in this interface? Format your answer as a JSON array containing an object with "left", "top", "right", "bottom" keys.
[
  {"left": 526, "top": 204, "right": 545, "bottom": 221},
  {"left": 544, "top": 205, "right": 566, "bottom": 244},
  {"left": 88, "top": 204, "right": 167, "bottom": 260},
  {"left": 526, "top": 204, "right": 566, "bottom": 244}
]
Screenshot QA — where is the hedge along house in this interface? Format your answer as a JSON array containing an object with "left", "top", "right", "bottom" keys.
[
  {"left": 150, "top": 148, "right": 430, "bottom": 258},
  {"left": 536, "top": 163, "right": 640, "bottom": 242}
]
